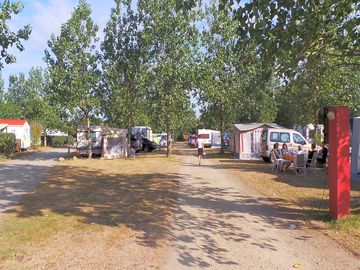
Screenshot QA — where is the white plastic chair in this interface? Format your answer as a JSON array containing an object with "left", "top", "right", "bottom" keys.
[
  {"left": 294, "top": 154, "right": 306, "bottom": 176},
  {"left": 271, "top": 150, "right": 284, "bottom": 173},
  {"left": 308, "top": 151, "right": 318, "bottom": 173}
]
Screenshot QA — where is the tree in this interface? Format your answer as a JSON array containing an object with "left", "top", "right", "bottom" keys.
[
  {"left": 229, "top": 1, "right": 360, "bottom": 126},
  {"left": 234, "top": 0, "right": 360, "bottom": 77},
  {"left": 140, "top": 0, "right": 199, "bottom": 156},
  {"left": 198, "top": 1, "right": 277, "bottom": 152},
  {"left": 0, "top": 0, "right": 32, "bottom": 70},
  {"left": 101, "top": 0, "right": 146, "bottom": 150},
  {"left": 44, "top": 0, "right": 100, "bottom": 158}
]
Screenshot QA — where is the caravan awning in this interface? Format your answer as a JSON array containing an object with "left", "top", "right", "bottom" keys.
[{"left": 232, "top": 123, "right": 284, "bottom": 132}]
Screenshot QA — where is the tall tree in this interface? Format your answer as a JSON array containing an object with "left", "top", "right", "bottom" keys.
[
  {"left": 101, "top": 0, "right": 146, "bottom": 150},
  {"left": 44, "top": 0, "right": 100, "bottom": 158},
  {"left": 234, "top": 0, "right": 360, "bottom": 77},
  {"left": 0, "top": 0, "right": 31, "bottom": 70},
  {"left": 198, "top": 2, "right": 277, "bottom": 152},
  {"left": 140, "top": 0, "right": 199, "bottom": 156}
]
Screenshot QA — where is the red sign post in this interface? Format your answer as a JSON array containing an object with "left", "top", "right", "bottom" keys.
[{"left": 328, "top": 106, "right": 351, "bottom": 219}]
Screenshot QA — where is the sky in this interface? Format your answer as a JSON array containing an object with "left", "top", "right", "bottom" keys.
[{"left": 2, "top": 0, "right": 115, "bottom": 85}]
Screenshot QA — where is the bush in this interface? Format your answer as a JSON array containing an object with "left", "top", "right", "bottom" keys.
[
  {"left": 48, "top": 135, "right": 74, "bottom": 147},
  {"left": 0, "top": 133, "right": 16, "bottom": 157}
]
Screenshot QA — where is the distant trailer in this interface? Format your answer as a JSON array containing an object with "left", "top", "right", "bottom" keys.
[
  {"left": 198, "top": 129, "right": 220, "bottom": 148},
  {"left": 132, "top": 126, "right": 152, "bottom": 140},
  {"left": 76, "top": 126, "right": 127, "bottom": 158}
]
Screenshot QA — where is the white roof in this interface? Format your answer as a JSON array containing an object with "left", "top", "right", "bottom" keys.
[{"left": 232, "top": 123, "right": 284, "bottom": 132}]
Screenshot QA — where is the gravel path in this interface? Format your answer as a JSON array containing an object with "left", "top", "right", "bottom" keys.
[
  {"left": 162, "top": 149, "right": 360, "bottom": 270},
  {"left": 0, "top": 148, "right": 69, "bottom": 218}
]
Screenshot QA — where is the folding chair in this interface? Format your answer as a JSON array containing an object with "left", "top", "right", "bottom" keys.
[
  {"left": 308, "top": 151, "right": 318, "bottom": 173},
  {"left": 294, "top": 154, "right": 306, "bottom": 176},
  {"left": 271, "top": 150, "right": 284, "bottom": 173}
]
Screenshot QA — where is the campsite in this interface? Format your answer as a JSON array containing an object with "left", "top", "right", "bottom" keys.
[{"left": 0, "top": 0, "right": 360, "bottom": 269}]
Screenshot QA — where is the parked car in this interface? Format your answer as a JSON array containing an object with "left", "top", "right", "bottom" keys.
[
  {"left": 260, "top": 127, "right": 311, "bottom": 162},
  {"left": 142, "top": 137, "right": 157, "bottom": 152},
  {"left": 131, "top": 135, "right": 143, "bottom": 153}
]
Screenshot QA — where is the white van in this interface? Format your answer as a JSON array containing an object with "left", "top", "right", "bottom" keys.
[{"left": 260, "top": 128, "right": 311, "bottom": 162}]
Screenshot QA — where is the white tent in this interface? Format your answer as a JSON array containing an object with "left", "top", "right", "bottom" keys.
[{"left": 230, "top": 123, "right": 282, "bottom": 160}]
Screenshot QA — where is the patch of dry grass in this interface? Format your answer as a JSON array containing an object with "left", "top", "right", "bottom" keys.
[
  {"left": 204, "top": 148, "right": 360, "bottom": 257},
  {"left": 0, "top": 151, "right": 181, "bottom": 269}
]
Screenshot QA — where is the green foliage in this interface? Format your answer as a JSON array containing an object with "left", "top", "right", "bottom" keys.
[
  {"left": 100, "top": 0, "right": 146, "bottom": 133},
  {"left": 30, "top": 121, "right": 42, "bottom": 147},
  {"left": 0, "top": 133, "right": 15, "bottom": 157},
  {"left": 44, "top": 0, "right": 100, "bottom": 157},
  {"left": 140, "top": 0, "right": 200, "bottom": 155},
  {"left": 0, "top": 0, "right": 32, "bottom": 70},
  {"left": 44, "top": 0, "right": 100, "bottom": 125},
  {"left": 48, "top": 136, "right": 72, "bottom": 147}
]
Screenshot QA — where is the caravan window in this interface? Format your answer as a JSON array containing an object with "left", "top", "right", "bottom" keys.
[
  {"left": 85, "top": 131, "right": 97, "bottom": 141},
  {"left": 261, "top": 130, "right": 267, "bottom": 141},
  {"left": 270, "top": 132, "right": 290, "bottom": 143},
  {"left": 199, "top": 134, "right": 209, "bottom": 139}
]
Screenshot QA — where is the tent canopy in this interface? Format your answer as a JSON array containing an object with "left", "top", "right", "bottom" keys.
[{"left": 231, "top": 123, "right": 283, "bottom": 132}]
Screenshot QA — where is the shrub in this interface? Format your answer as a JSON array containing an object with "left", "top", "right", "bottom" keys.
[
  {"left": 30, "top": 121, "right": 43, "bottom": 147},
  {"left": 49, "top": 135, "right": 73, "bottom": 147},
  {"left": 0, "top": 133, "right": 16, "bottom": 157}
]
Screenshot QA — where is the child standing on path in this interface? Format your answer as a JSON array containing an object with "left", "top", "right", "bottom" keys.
[{"left": 197, "top": 138, "right": 205, "bottom": 165}]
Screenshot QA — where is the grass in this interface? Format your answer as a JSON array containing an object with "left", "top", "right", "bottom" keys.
[
  {"left": 203, "top": 148, "right": 360, "bottom": 257},
  {"left": 0, "top": 150, "right": 180, "bottom": 269}
]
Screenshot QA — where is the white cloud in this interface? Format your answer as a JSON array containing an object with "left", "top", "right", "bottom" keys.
[{"left": 31, "top": 0, "right": 73, "bottom": 46}]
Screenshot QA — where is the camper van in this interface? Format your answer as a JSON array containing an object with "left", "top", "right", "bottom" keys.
[
  {"left": 260, "top": 127, "right": 311, "bottom": 162},
  {"left": 198, "top": 129, "right": 220, "bottom": 147}
]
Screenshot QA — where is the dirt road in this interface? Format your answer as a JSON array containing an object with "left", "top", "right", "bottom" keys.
[
  {"left": 0, "top": 148, "right": 69, "bottom": 218},
  {"left": 162, "top": 147, "right": 360, "bottom": 270}
]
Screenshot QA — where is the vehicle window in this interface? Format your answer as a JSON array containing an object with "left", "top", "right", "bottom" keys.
[
  {"left": 199, "top": 134, "right": 209, "bottom": 139},
  {"left": 280, "top": 133, "right": 290, "bottom": 143},
  {"left": 293, "top": 133, "right": 306, "bottom": 145},
  {"left": 85, "top": 131, "right": 97, "bottom": 141},
  {"left": 270, "top": 132, "right": 290, "bottom": 143},
  {"left": 270, "top": 132, "right": 279, "bottom": 142},
  {"left": 261, "top": 130, "right": 267, "bottom": 141}
]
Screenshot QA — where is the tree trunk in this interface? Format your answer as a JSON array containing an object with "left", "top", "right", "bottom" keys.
[
  {"left": 220, "top": 103, "right": 225, "bottom": 154},
  {"left": 43, "top": 130, "right": 47, "bottom": 147},
  {"left": 87, "top": 116, "right": 92, "bottom": 159},
  {"left": 166, "top": 122, "right": 171, "bottom": 157}
]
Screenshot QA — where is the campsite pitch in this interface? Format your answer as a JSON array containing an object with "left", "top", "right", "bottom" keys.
[{"left": 0, "top": 151, "right": 180, "bottom": 269}]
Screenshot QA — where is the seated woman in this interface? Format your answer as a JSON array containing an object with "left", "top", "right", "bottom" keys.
[
  {"left": 281, "top": 143, "right": 292, "bottom": 171},
  {"left": 271, "top": 143, "right": 282, "bottom": 161},
  {"left": 306, "top": 143, "right": 317, "bottom": 167}
]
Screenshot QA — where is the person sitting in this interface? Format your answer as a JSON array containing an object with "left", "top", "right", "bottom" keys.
[
  {"left": 281, "top": 143, "right": 290, "bottom": 156},
  {"left": 281, "top": 143, "right": 293, "bottom": 171},
  {"left": 297, "top": 145, "right": 304, "bottom": 155},
  {"left": 317, "top": 142, "right": 328, "bottom": 166},
  {"left": 307, "top": 143, "right": 317, "bottom": 167},
  {"left": 270, "top": 143, "right": 282, "bottom": 161}
]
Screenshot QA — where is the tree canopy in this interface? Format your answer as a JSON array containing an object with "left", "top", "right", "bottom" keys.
[{"left": 0, "top": 0, "right": 31, "bottom": 70}]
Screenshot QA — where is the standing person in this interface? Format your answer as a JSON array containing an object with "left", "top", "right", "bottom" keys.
[{"left": 197, "top": 137, "right": 205, "bottom": 165}]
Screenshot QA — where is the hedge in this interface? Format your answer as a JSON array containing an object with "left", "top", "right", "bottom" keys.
[
  {"left": 48, "top": 135, "right": 74, "bottom": 147},
  {"left": 0, "top": 133, "right": 16, "bottom": 157}
]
